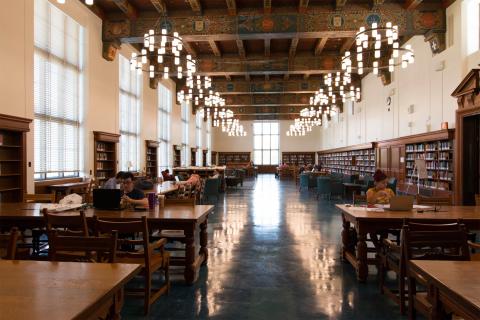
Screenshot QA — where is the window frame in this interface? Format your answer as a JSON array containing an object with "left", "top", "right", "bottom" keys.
[{"left": 253, "top": 122, "right": 279, "bottom": 165}]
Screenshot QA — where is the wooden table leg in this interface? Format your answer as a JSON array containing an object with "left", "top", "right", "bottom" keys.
[
  {"left": 356, "top": 231, "right": 368, "bottom": 282},
  {"left": 341, "top": 214, "right": 351, "bottom": 261},
  {"left": 184, "top": 227, "right": 196, "bottom": 285},
  {"left": 199, "top": 219, "right": 209, "bottom": 266}
]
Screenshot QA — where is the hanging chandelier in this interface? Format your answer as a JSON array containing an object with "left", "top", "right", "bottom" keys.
[
  {"left": 177, "top": 75, "right": 214, "bottom": 106},
  {"left": 130, "top": 29, "right": 196, "bottom": 80},
  {"left": 197, "top": 92, "right": 226, "bottom": 120},
  {"left": 207, "top": 107, "right": 247, "bottom": 136},
  {"left": 286, "top": 118, "right": 318, "bottom": 137},
  {"left": 224, "top": 119, "right": 247, "bottom": 137},
  {"left": 342, "top": 22, "right": 414, "bottom": 76}
]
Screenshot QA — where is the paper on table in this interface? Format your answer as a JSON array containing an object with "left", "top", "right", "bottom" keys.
[
  {"left": 40, "top": 203, "right": 83, "bottom": 212},
  {"left": 366, "top": 207, "right": 385, "bottom": 212}
]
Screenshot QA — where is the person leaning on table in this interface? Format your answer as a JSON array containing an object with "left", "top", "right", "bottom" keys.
[{"left": 366, "top": 169, "right": 395, "bottom": 205}]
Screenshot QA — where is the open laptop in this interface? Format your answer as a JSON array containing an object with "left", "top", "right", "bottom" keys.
[
  {"left": 93, "top": 189, "right": 122, "bottom": 210},
  {"left": 386, "top": 195, "right": 414, "bottom": 211}
]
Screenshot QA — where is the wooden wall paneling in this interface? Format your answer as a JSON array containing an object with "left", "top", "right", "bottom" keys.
[{"left": 452, "top": 69, "right": 480, "bottom": 204}]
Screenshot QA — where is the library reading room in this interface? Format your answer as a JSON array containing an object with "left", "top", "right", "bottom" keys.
[{"left": 1, "top": 0, "right": 480, "bottom": 319}]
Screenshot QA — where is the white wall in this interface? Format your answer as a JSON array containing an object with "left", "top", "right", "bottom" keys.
[{"left": 0, "top": 0, "right": 206, "bottom": 192}]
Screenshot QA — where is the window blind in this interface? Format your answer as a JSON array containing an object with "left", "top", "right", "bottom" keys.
[
  {"left": 119, "top": 55, "right": 141, "bottom": 172},
  {"left": 253, "top": 122, "right": 279, "bottom": 165},
  {"left": 181, "top": 102, "right": 190, "bottom": 166},
  {"left": 206, "top": 118, "right": 212, "bottom": 165},
  {"left": 34, "top": 0, "right": 83, "bottom": 180},
  {"left": 158, "top": 84, "right": 172, "bottom": 171},
  {"left": 195, "top": 112, "right": 202, "bottom": 165}
]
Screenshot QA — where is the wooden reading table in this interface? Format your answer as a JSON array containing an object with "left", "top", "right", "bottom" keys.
[
  {"left": 49, "top": 181, "right": 90, "bottom": 202},
  {"left": 409, "top": 260, "right": 480, "bottom": 320},
  {"left": 336, "top": 204, "right": 480, "bottom": 282},
  {"left": 0, "top": 260, "right": 141, "bottom": 320},
  {"left": 0, "top": 203, "right": 214, "bottom": 285}
]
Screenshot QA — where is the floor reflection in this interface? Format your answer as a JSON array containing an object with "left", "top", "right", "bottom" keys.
[{"left": 122, "top": 175, "right": 405, "bottom": 319}]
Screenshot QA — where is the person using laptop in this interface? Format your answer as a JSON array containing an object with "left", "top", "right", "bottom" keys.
[
  {"left": 103, "top": 171, "right": 127, "bottom": 189},
  {"left": 367, "top": 169, "right": 395, "bottom": 205},
  {"left": 120, "top": 172, "right": 148, "bottom": 208}
]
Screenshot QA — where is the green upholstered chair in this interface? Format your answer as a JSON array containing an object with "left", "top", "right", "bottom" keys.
[
  {"left": 316, "top": 176, "right": 331, "bottom": 200},
  {"left": 299, "top": 174, "right": 310, "bottom": 191}
]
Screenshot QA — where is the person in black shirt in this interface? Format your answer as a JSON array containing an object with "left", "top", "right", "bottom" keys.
[{"left": 120, "top": 172, "right": 148, "bottom": 208}]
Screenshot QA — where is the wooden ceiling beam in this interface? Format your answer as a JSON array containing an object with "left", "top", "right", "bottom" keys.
[
  {"left": 225, "top": 0, "right": 237, "bottom": 16},
  {"left": 183, "top": 42, "right": 197, "bottom": 57},
  {"left": 212, "top": 78, "right": 323, "bottom": 95},
  {"left": 112, "top": 0, "right": 138, "bottom": 20},
  {"left": 288, "top": 38, "right": 299, "bottom": 59},
  {"left": 299, "top": 0, "right": 309, "bottom": 13},
  {"left": 245, "top": 74, "right": 251, "bottom": 81},
  {"left": 194, "top": 54, "right": 340, "bottom": 76},
  {"left": 264, "top": 39, "right": 271, "bottom": 57},
  {"left": 404, "top": 0, "right": 423, "bottom": 10},
  {"left": 236, "top": 40, "right": 246, "bottom": 59},
  {"left": 186, "top": 0, "right": 202, "bottom": 14},
  {"left": 340, "top": 37, "right": 355, "bottom": 54},
  {"left": 314, "top": 37, "right": 328, "bottom": 56},
  {"left": 336, "top": 0, "right": 348, "bottom": 10},
  {"left": 264, "top": 0, "right": 272, "bottom": 14},
  {"left": 208, "top": 40, "right": 221, "bottom": 57},
  {"left": 225, "top": 75, "right": 231, "bottom": 81},
  {"left": 150, "top": 0, "right": 167, "bottom": 13}
]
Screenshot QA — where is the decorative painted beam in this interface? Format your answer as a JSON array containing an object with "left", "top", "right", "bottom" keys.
[
  {"left": 236, "top": 40, "right": 246, "bottom": 58},
  {"left": 150, "top": 0, "right": 167, "bottom": 13},
  {"left": 264, "top": 0, "right": 272, "bottom": 14},
  {"left": 112, "top": 0, "right": 138, "bottom": 20},
  {"left": 264, "top": 38, "right": 271, "bottom": 57},
  {"left": 372, "top": 0, "right": 386, "bottom": 7},
  {"left": 336, "top": 0, "right": 348, "bottom": 10},
  {"left": 289, "top": 38, "right": 299, "bottom": 58},
  {"left": 194, "top": 54, "right": 341, "bottom": 76},
  {"left": 314, "top": 37, "right": 328, "bottom": 56},
  {"left": 209, "top": 40, "right": 222, "bottom": 57},
  {"left": 101, "top": 6, "right": 446, "bottom": 59},
  {"left": 245, "top": 74, "right": 251, "bottom": 81},
  {"left": 265, "top": 74, "right": 270, "bottom": 81},
  {"left": 299, "top": 0, "right": 309, "bottom": 13},
  {"left": 186, "top": 0, "right": 202, "bottom": 14},
  {"left": 222, "top": 93, "right": 313, "bottom": 107},
  {"left": 404, "top": 0, "right": 422, "bottom": 10},
  {"left": 183, "top": 42, "right": 197, "bottom": 57},
  {"left": 225, "top": 75, "right": 231, "bottom": 80},
  {"left": 211, "top": 78, "right": 322, "bottom": 95},
  {"left": 225, "top": 0, "right": 237, "bottom": 16}
]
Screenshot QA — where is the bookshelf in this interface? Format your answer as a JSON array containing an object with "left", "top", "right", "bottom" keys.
[
  {"left": 317, "top": 143, "right": 376, "bottom": 177},
  {"left": 0, "top": 114, "right": 31, "bottom": 203},
  {"left": 281, "top": 152, "right": 315, "bottom": 165},
  {"left": 405, "top": 139, "right": 454, "bottom": 191},
  {"left": 93, "top": 131, "right": 120, "bottom": 186},
  {"left": 173, "top": 145, "right": 181, "bottom": 167},
  {"left": 145, "top": 140, "right": 159, "bottom": 178},
  {"left": 218, "top": 152, "right": 250, "bottom": 165},
  {"left": 211, "top": 151, "right": 217, "bottom": 165}
]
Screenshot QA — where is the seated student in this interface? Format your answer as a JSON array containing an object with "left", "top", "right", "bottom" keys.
[
  {"left": 120, "top": 172, "right": 148, "bottom": 208},
  {"left": 161, "top": 169, "right": 175, "bottom": 182},
  {"left": 367, "top": 169, "right": 395, "bottom": 205},
  {"left": 103, "top": 171, "right": 126, "bottom": 189}
]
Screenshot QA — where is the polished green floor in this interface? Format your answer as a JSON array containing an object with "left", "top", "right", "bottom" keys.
[{"left": 123, "top": 174, "right": 405, "bottom": 319}]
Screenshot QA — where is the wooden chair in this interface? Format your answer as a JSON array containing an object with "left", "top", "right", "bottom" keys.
[
  {"left": 379, "top": 221, "right": 469, "bottom": 316},
  {"left": 43, "top": 209, "right": 89, "bottom": 237},
  {"left": 475, "top": 194, "right": 480, "bottom": 206},
  {"left": 94, "top": 216, "right": 169, "bottom": 315},
  {"left": 24, "top": 192, "right": 56, "bottom": 203},
  {"left": 469, "top": 241, "right": 480, "bottom": 261},
  {"left": 404, "top": 222, "right": 470, "bottom": 319},
  {"left": 48, "top": 230, "right": 118, "bottom": 263},
  {"left": 0, "top": 227, "right": 19, "bottom": 260},
  {"left": 416, "top": 194, "right": 452, "bottom": 206},
  {"left": 43, "top": 209, "right": 90, "bottom": 260},
  {"left": 84, "top": 179, "right": 98, "bottom": 203}
]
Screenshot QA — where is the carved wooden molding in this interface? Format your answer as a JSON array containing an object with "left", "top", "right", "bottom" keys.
[
  {"left": 0, "top": 114, "right": 32, "bottom": 132},
  {"left": 93, "top": 131, "right": 121, "bottom": 143}
]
